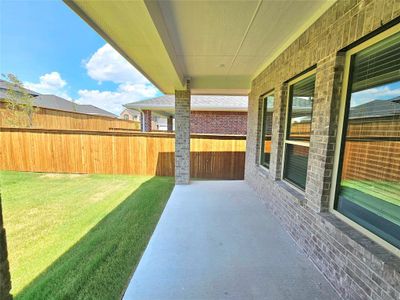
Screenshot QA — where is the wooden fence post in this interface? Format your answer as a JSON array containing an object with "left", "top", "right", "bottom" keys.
[{"left": 0, "top": 193, "right": 12, "bottom": 300}]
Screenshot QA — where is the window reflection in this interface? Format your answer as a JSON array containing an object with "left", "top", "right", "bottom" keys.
[
  {"left": 260, "top": 95, "right": 274, "bottom": 168},
  {"left": 287, "top": 75, "right": 315, "bottom": 140},
  {"left": 337, "top": 54, "right": 400, "bottom": 247}
]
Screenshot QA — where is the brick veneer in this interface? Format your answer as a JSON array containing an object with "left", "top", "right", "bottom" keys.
[
  {"left": 245, "top": 1, "right": 400, "bottom": 299},
  {"left": 175, "top": 88, "right": 191, "bottom": 184},
  {"left": 0, "top": 194, "right": 12, "bottom": 300},
  {"left": 190, "top": 111, "right": 247, "bottom": 135},
  {"left": 141, "top": 110, "right": 152, "bottom": 132}
]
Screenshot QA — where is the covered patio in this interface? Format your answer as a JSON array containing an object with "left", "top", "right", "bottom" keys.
[
  {"left": 123, "top": 181, "right": 339, "bottom": 300},
  {"left": 57, "top": 1, "right": 400, "bottom": 300}
]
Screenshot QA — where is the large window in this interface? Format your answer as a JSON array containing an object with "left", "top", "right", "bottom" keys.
[
  {"left": 283, "top": 71, "right": 316, "bottom": 190},
  {"left": 334, "top": 27, "right": 400, "bottom": 249},
  {"left": 260, "top": 93, "right": 274, "bottom": 168}
]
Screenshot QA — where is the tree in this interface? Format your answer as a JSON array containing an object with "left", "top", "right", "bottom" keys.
[{"left": 1, "top": 73, "right": 36, "bottom": 127}]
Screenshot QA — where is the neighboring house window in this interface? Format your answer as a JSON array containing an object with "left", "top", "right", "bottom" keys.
[
  {"left": 283, "top": 70, "right": 316, "bottom": 190},
  {"left": 260, "top": 92, "right": 274, "bottom": 168},
  {"left": 333, "top": 27, "right": 400, "bottom": 249},
  {"left": 124, "top": 114, "right": 129, "bottom": 120}
]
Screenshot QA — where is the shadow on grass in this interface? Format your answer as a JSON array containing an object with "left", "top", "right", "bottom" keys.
[{"left": 15, "top": 176, "right": 175, "bottom": 300}]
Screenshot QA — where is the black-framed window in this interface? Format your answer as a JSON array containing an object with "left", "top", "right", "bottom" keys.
[
  {"left": 283, "top": 72, "right": 316, "bottom": 190},
  {"left": 335, "top": 29, "right": 400, "bottom": 249},
  {"left": 260, "top": 93, "right": 274, "bottom": 168}
]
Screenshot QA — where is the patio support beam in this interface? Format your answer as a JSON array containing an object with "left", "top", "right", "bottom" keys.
[
  {"left": 174, "top": 81, "right": 191, "bottom": 184},
  {"left": 0, "top": 194, "right": 12, "bottom": 300}
]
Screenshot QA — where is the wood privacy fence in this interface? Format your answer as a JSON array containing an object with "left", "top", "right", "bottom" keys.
[
  {"left": 0, "top": 128, "right": 246, "bottom": 179},
  {"left": 0, "top": 103, "right": 141, "bottom": 131}
]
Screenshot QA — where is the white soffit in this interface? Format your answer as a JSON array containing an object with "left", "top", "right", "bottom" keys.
[
  {"left": 65, "top": 0, "right": 335, "bottom": 95},
  {"left": 65, "top": 0, "right": 185, "bottom": 94},
  {"left": 154, "top": 0, "right": 335, "bottom": 94}
]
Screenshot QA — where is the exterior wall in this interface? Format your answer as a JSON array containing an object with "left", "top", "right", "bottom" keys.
[
  {"left": 245, "top": 1, "right": 400, "bottom": 300},
  {"left": 152, "top": 115, "right": 168, "bottom": 131},
  {"left": 190, "top": 111, "right": 247, "bottom": 135},
  {"left": 120, "top": 108, "right": 140, "bottom": 121}
]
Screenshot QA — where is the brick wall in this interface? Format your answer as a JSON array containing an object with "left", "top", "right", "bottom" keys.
[
  {"left": 190, "top": 111, "right": 247, "bottom": 135},
  {"left": 141, "top": 110, "right": 152, "bottom": 132},
  {"left": 245, "top": 0, "right": 400, "bottom": 299}
]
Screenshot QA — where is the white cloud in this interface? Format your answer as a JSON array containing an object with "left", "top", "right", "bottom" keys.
[
  {"left": 22, "top": 44, "right": 160, "bottom": 115},
  {"left": 354, "top": 86, "right": 400, "bottom": 98},
  {"left": 351, "top": 84, "right": 400, "bottom": 106},
  {"left": 78, "top": 44, "right": 160, "bottom": 114},
  {"left": 76, "top": 83, "right": 158, "bottom": 114},
  {"left": 24, "top": 72, "right": 71, "bottom": 99},
  {"left": 84, "top": 44, "right": 149, "bottom": 84}
]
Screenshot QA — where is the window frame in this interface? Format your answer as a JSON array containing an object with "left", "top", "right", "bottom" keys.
[
  {"left": 281, "top": 69, "right": 316, "bottom": 191},
  {"left": 329, "top": 23, "right": 400, "bottom": 256},
  {"left": 259, "top": 91, "right": 275, "bottom": 170}
]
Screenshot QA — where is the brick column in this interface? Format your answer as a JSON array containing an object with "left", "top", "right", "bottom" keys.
[
  {"left": 175, "top": 84, "right": 191, "bottom": 184},
  {"left": 305, "top": 53, "right": 345, "bottom": 212},
  {"left": 141, "top": 110, "right": 152, "bottom": 132},
  {"left": 0, "top": 194, "right": 12, "bottom": 300},
  {"left": 167, "top": 116, "right": 173, "bottom": 132},
  {"left": 269, "top": 83, "right": 288, "bottom": 181}
]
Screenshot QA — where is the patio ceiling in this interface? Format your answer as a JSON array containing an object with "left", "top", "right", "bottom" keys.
[{"left": 65, "top": 0, "right": 334, "bottom": 95}]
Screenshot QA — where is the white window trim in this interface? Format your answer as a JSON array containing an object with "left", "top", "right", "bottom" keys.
[
  {"left": 329, "top": 23, "right": 400, "bottom": 257},
  {"left": 259, "top": 90, "right": 274, "bottom": 170},
  {"left": 281, "top": 69, "right": 316, "bottom": 191}
]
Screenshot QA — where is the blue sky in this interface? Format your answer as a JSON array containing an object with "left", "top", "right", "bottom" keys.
[
  {"left": 0, "top": 0, "right": 162, "bottom": 114},
  {"left": 351, "top": 81, "right": 400, "bottom": 107}
]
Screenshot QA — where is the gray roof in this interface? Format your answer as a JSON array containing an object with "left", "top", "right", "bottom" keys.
[
  {"left": 350, "top": 98, "right": 400, "bottom": 119},
  {"left": 78, "top": 104, "right": 117, "bottom": 118},
  {"left": 124, "top": 95, "right": 248, "bottom": 112},
  {"left": 34, "top": 94, "right": 78, "bottom": 112},
  {"left": 0, "top": 79, "right": 40, "bottom": 96},
  {"left": 0, "top": 80, "right": 116, "bottom": 118},
  {"left": 33, "top": 95, "right": 117, "bottom": 117}
]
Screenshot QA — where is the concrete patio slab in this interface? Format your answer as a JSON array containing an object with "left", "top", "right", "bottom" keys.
[{"left": 123, "top": 181, "right": 340, "bottom": 300}]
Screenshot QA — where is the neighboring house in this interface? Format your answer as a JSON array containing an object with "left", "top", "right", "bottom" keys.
[
  {"left": 34, "top": 94, "right": 117, "bottom": 118},
  {"left": 0, "top": 80, "right": 116, "bottom": 118},
  {"left": 124, "top": 95, "right": 247, "bottom": 134},
  {"left": 120, "top": 108, "right": 141, "bottom": 121},
  {"left": 0, "top": 79, "right": 140, "bottom": 130}
]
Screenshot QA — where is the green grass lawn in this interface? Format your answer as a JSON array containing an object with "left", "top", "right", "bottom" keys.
[{"left": 0, "top": 171, "right": 174, "bottom": 299}]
